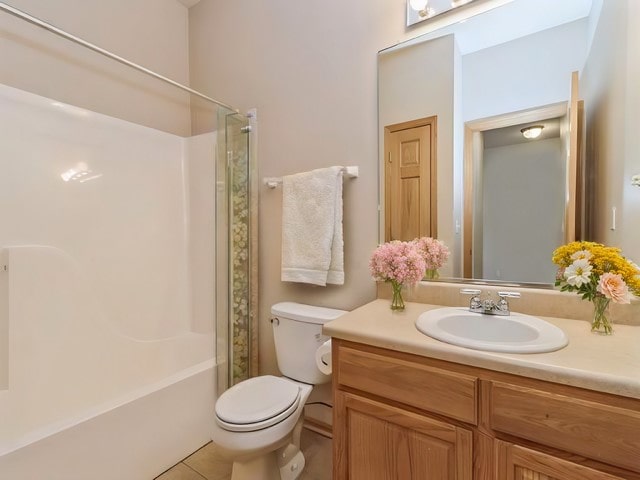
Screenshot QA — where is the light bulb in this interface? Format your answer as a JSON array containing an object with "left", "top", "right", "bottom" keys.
[
  {"left": 521, "top": 125, "right": 544, "bottom": 139},
  {"left": 409, "top": 0, "right": 429, "bottom": 12}
]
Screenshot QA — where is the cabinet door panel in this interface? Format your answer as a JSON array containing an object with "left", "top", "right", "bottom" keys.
[
  {"left": 497, "top": 441, "right": 628, "bottom": 480},
  {"left": 335, "top": 392, "right": 472, "bottom": 480},
  {"left": 349, "top": 410, "right": 452, "bottom": 479},
  {"left": 489, "top": 381, "right": 640, "bottom": 472}
]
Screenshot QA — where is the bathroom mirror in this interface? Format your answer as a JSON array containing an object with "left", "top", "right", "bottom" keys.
[{"left": 378, "top": 0, "right": 636, "bottom": 286}]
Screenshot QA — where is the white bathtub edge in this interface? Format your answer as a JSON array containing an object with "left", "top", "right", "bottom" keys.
[{"left": 0, "top": 360, "right": 215, "bottom": 480}]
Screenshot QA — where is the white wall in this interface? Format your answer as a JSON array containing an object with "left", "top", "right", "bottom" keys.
[
  {"left": 463, "top": 19, "right": 588, "bottom": 121},
  {"left": 582, "top": 0, "right": 640, "bottom": 262},
  {"left": 482, "top": 138, "right": 565, "bottom": 283}
]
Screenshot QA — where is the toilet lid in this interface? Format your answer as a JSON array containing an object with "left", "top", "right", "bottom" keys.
[{"left": 215, "top": 375, "right": 301, "bottom": 432}]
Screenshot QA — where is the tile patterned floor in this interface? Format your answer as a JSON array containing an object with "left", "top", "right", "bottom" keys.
[{"left": 155, "top": 428, "right": 332, "bottom": 480}]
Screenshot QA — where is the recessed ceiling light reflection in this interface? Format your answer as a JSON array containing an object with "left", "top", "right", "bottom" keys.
[
  {"left": 78, "top": 173, "right": 103, "bottom": 183},
  {"left": 60, "top": 162, "right": 102, "bottom": 183},
  {"left": 51, "top": 101, "right": 90, "bottom": 117}
]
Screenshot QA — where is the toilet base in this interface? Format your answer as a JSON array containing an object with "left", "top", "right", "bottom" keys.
[
  {"left": 230, "top": 443, "right": 305, "bottom": 480},
  {"left": 278, "top": 443, "right": 305, "bottom": 480},
  {"left": 230, "top": 451, "right": 278, "bottom": 480}
]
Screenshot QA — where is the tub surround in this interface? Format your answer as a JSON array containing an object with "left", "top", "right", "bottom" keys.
[
  {"left": 0, "top": 63, "right": 217, "bottom": 478},
  {"left": 323, "top": 298, "right": 640, "bottom": 399}
]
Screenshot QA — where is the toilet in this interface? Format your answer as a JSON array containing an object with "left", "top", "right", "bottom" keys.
[{"left": 211, "top": 302, "right": 346, "bottom": 480}]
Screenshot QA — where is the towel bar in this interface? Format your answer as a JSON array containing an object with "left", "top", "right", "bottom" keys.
[{"left": 263, "top": 166, "right": 359, "bottom": 189}]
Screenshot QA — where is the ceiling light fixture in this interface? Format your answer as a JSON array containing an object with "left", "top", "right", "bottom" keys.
[{"left": 520, "top": 125, "right": 544, "bottom": 139}]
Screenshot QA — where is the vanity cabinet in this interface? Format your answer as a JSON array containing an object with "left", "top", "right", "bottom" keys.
[{"left": 332, "top": 339, "right": 640, "bottom": 480}]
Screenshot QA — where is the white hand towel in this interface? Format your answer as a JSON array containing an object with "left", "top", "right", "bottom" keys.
[{"left": 281, "top": 166, "right": 344, "bottom": 286}]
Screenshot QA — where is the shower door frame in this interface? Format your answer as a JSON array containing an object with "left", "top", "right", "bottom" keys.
[{"left": 215, "top": 109, "right": 259, "bottom": 394}]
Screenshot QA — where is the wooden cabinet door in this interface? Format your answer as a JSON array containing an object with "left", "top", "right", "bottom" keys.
[
  {"left": 496, "top": 441, "right": 628, "bottom": 480},
  {"left": 334, "top": 391, "right": 472, "bottom": 480}
]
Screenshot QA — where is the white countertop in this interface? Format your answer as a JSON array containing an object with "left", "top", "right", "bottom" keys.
[{"left": 323, "top": 299, "right": 640, "bottom": 399}]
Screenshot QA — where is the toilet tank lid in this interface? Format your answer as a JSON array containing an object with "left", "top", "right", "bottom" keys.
[{"left": 271, "top": 302, "right": 347, "bottom": 324}]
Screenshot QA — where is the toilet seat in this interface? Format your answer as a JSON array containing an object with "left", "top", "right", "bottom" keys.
[{"left": 215, "top": 375, "right": 301, "bottom": 432}]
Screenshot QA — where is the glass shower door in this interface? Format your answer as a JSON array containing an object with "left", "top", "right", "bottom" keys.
[{"left": 216, "top": 110, "right": 257, "bottom": 394}]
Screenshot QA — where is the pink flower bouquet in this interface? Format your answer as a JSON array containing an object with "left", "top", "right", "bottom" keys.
[
  {"left": 370, "top": 241, "right": 426, "bottom": 285},
  {"left": 370, "top": 237, "right": 451, "bottom": 310},
  {"left": 369, "top": 240, "right": 426, "bottom": 310},
  {"left": 413, "top": 237, "right": 450, "bottom": 279}
]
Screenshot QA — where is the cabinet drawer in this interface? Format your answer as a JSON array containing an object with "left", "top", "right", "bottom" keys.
[
  {"left": 336, "top": 345, "right": 477, "bottom": 424},
  {"left": 489, "top": 381, "right": 640, "bottom": 473}
]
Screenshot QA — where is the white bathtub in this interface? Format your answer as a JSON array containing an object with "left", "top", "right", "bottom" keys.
[
  {"left": 0, "top": 84, "right": 219, "bottom": 479},
  {"left": 0, "top": 359, "right": 215, "bottom": 479},
  {"left": 0, "top": 246, "right": 216, "bottom": 479}
]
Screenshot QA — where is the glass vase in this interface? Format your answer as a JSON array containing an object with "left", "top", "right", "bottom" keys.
[
  {"left": 390, "top": 280, "right": 405, "bottom": 311},
  {"left": 591, "top": 295, "right": 613, "bottom": 335},
  {"left": 424, "top": 269, "right": 439, "bottom": 280}
]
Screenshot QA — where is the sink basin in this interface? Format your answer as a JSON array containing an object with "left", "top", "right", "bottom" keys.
[{"left": 415, "top": 307, "right": 568, "bottom": 353}]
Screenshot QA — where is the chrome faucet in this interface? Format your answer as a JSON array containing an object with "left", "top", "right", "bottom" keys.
[{"left": 460, "top": 289, "right": 521, "bottom": 316}]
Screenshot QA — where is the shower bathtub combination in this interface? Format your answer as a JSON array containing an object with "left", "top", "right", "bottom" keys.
[{"left": 0, "top": 3, "right": 257, "bottom": 479}]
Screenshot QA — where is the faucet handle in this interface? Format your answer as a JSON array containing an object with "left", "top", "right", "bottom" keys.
[
  {"left": 460, "top": 288, "right": 482, "bottom": 311},
  {"left": 460, "top": 288, "right": 482, "bottom": 296},
  {"left": 496, "top": 291, "right": 520, "bottom": 314},
  {"left": 497, "top": 291, "right": 521, "bottom": 299}
]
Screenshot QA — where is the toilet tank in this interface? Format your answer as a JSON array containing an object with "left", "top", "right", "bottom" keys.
[{"left": 270, "top": 302, "right": 346, "bottom": 385}]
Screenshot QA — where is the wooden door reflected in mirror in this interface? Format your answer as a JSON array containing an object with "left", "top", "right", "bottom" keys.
[{"left": 385, "top": 116, "right": 438, "bottom": 241}]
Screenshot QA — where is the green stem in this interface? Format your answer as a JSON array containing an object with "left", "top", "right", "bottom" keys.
[
  {"left": 424, "top": 269, "right": 439, "bottom": 280},
  {"left": 390, "top": 280, "right": 405, "bottom": 311},
  {"left": 591, "top": 296, "right": 613, "bottom": 335}
]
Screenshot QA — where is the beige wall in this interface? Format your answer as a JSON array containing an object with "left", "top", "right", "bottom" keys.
[
  {"left": 1, "top": 0, "right": 192, "bottom": 135},
  {"left": 3, "top": 0, "right": 190, "bottom": 83},
  {"left": 582, "top": 0, "right": 640, "bottom": 262},
  {"left": 189, "top": 0, "right": 448, "bottom": 376}
]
